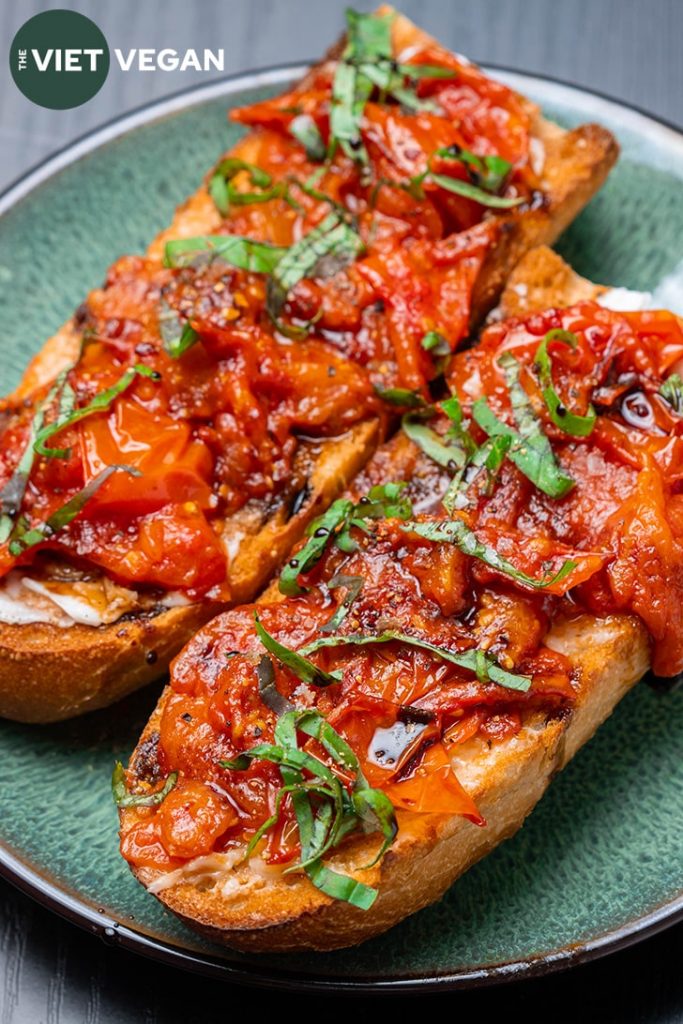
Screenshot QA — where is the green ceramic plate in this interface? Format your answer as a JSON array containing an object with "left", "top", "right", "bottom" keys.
[{"left": 0, "top": 66, "right": 682, "bottom": 993}]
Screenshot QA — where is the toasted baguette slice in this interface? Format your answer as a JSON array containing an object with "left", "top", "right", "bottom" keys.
[
  {"left": 0, "top": 10, "right": 617, "bottom": 723},
  {"left": 123, "top": 613, "right": 649, "bottom": 952},
  {"left": 121, "top": 251, "right": 653, "bottom": 951},
  {"left": 497, "top": 244, "right": 607, "bottom": 317}
]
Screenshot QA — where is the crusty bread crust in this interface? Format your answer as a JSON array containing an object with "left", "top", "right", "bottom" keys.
[
  {"left": 0, "top": 10, "right": 617, "bottom": 723},
  {"left": 470, "top": 122, "right": 617, "bottom": 323},
  {"left": 498, "top": 244, "right": 606, "bottom": 318}
]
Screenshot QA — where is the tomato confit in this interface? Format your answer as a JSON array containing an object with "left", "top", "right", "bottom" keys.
[
  {"left": 0, "top": 9, "right": 540, "bottom": 600},
  {"left": 118, "top": 296, "right": 683, "bottom": 908}
]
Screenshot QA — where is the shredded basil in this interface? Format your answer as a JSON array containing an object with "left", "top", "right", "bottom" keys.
[
  {"left": 320, "top": 573, "right": 364, "bottom": 633},
  {"left": 158, "top": 300, "right": 199, "bottom": 359},
  {"left": 32, "top": 364, "right": 160, "bottom": 460},
  {"left": 401, "top": 517, "right": 577, "bottom": 592},
  {"left": 407, "top": 144, "right": 523, "bottom": 209},
  {"left": 111, "top": 761, "right": 178, "bottom": 809},
  {"left": 8, "top": 465, "right": 141, "bottom": 557},
  {"left": 0, "top": 371, "right": 71, "bottom": 543},
  {"left": 279, "top": 498, "right": 354, "bottom": 597},
  {"left": 472, "top": 352, "right": 575, "bottom": 498},
  {"left": 266, "top": 212, "right": 364, "bottom": 319},
  {"left": 534, "top": 329, "right": 596, "bottom": 437},
  {"left": 421, "top": 330, "right": 451, "bottom": 376},
  {"left": 660, "top": 372, "right": 683, "bottom": 414},
  {"left": 328, "top": 10, "right": 454, "bottom": 163},
  {"left": 294, "top": 169, "right": 347, "bottom": 216},
  {"left": 402, "top": 410, "right": 468, "bottom": 470},
  {"left": 290, "top": 114, "right": 326, "bottom": 162},
  {"left": 426, "top": 172, "right": 524, "bottom": 209},
  {"left": 257, "top": 654, "right": 295, "bottom": 717},
  {"left": 279, "top": 483, "right": 411, "bottom": 596},
  {"left": 301, "top": 629, "right": 531, "bottom": 692},
  {"left": 435, "top": 145, "right": 513, "bottom": 194},
  {"left": 374, "top": 386, "right": 427, "bottom": 408},
  {"left": 329, "top": 10, "right": 392, "bottom": 163},
  {"left": 220, "top": 707, "right": 397, "bottom": 908},
  {"left": 209, "top": 157, "right": 283, "bottom": 216},
  {"left": 164, "top": 234, "right": 287, "bottom": 273},
  {"left": 443, "top": 434, "right": 512, "bottom": 514},
  {"left": 254, "top": 612, "right": 342, "bottom": 686},
  {"left": 165, "top": 220, "right": 362, "bottom": 337}
]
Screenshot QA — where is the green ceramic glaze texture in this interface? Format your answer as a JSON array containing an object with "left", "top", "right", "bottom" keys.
[{"left": 0, "top": 70, "right": 681, "bottom": 984}]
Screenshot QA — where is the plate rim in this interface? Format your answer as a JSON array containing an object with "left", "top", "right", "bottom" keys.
[{"left": 0, "top": 60, "right": 682, "bottom": 993}]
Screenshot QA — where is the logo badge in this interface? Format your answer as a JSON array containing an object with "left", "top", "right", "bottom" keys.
[{"left": 10, "top": 10, "right": 110, "bottom": 110}]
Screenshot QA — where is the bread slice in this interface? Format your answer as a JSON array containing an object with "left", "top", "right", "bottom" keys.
[
  {"left": 124, "top": 614, "right": 648, "bottom": 952},
  {"left": 0, "top": 10, "right": 617, "bottom": 723},
  {"left": 120, "top": 250, "right": 654, "bottom": 951}
]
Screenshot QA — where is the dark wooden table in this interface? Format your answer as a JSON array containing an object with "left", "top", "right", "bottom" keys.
[{"left": 1, "top": 0, "right": 682, "bottom": 1018}]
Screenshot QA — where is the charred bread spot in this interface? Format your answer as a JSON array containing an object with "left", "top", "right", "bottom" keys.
[
  {"left": 131, "top": 730, "right": 162, "bottom": 784},
  {"left": 73, "top": 302, "right": 90, "bottom": 327}
]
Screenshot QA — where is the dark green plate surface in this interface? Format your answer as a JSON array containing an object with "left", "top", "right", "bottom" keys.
[{"left": 0, "top": 67, "right": 681, "bottom": 992}]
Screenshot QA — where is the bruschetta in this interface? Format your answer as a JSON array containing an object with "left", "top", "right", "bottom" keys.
[
  {"left": 0, "top": 8, "right": 617, "bottom": 722},
  {"left": 117, "top": 246, "right": 683, "bottom": 951}
]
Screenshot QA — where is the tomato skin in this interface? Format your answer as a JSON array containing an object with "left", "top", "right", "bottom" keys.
[
  {"left": 120, "top": 818, "right": 183, "bottom": 871},
  {"left": 156, "top": 781, "right": 238, "bottom": 858},
  {"left": 0, "top": 32, "right": 537, "bottom": 591},
  {"left": 116, "top": 294, "right": 683, "bottom": 874}
]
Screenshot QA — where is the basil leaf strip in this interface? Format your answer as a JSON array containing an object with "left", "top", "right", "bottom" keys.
[
  {"left": 402, "top": 410, "right": 468, "bottom": 470},
  {"left": 425, "top": 172, "right": 523, "bottom": 209},
  {"left": 443, "top": 434, "right": 512, "bottom": 514},
  {"left": 534, "top": 329, "right": 596, "bottom": 437},
  {"left": 279, "top": 483, "right": 411, "bottom": 596},
  {"left": 33, "top": 364, "right": 160, "bottom": 460},
  {"left": 329, "top": 10, "right": 393, "bottom": 163},
  {"left": 328, "top": 11, "right": 453, "bottom": 162},
  {"left": 0, "top": 370, "right": 71, "bottom": 543},
  {"left": 374, "top": 386, "right": 427, "bottom": 408},
  {"left": 400, "top": 517, "right": 576, "bottom": 593},
  {"left": 266, "top": 212, "right": 364, "bottom": 318},
  {"left": 320, "top": 573, "right": 364, "bottom": 633},
  {"left": 289, "top": 114, "right": 326, "bottom": 162},
  {"left": 8, "top": 465, "right": 142, "bottom": 557},
  {"left": 257, "top": 655, "right": 295, "bottom": 717},
  {"left": 280, "top": 498, "right": 354, "bottom": 596},
  {"left": 660, "top": 372, "right": 683, "bottom": 414},
  {"left": 254, "top": 612, "right": 342, "bottom": 686},
  {"left": 301, "top": 629, "right": 531, "bottom": 692},
  {"left": 209, "top": 157, "right": 276, "bottom": 216},
  {"left": 473, "top": 351, "right": 575, "bottom": 498},
  {"left": 111, "top": 761, "right": 178, "bottom": 808},
  {"left": 220, "top": 707, "right": 397, "bottom": 907},
  {"left": 421, "top": 330, "right": 451, "bottom": 376},
  {"left": 433, "top": 145, "right": 513, "bottom": 194},
  {"left": 163, "top": 235, "right": 287, "bottom": 273},
  {"left": 158, "top": 300, "right": 199, "bottom": 359},
  {"left": 408, "top": 145, "right": 522, "bottom": 208}
]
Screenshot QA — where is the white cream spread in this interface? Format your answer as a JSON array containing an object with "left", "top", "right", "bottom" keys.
[
  {"left": 598, "top": 287, "right": 653, "bottom": 312},
  {"left": 148, "top": 851, "right": 284, "bottom": 899},
  {"left": 0, "top": 570, "right": 197, "bottom": 628},
  {"left": 0, "top": 571, "right": 141, "bottom": 627}
]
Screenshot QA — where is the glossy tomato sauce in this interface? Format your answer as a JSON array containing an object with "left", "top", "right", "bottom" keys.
[
  {"left": 120, "top": 299, "right": 683, "bottom": 871},
  {"left": 122, "top": 559, "right": 573, "bottom": 870},
  {"left": 0, "top": 31, "right": 536, "bottom": 597}
]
